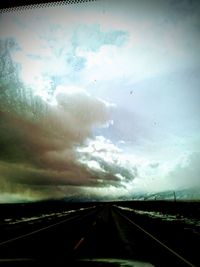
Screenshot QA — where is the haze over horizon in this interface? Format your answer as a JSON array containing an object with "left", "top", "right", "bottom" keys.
[{"left": 0, "top": 0, "right": 200, "bottom": 203}]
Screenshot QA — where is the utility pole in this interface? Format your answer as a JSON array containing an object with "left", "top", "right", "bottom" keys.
[{"left": 173, "top": 191, "right": 176, "bottom": 202}]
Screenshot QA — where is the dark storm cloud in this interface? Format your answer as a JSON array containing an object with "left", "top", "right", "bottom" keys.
[
  {"left": 0, "top": 98, "right": 124, "bottom": 198},
  {"left": 0, "top": 94, "right": 122, "bottom": 184},
  {"left": 0, "top": 39, "right": 123, "bottom": 200},
  {"left": 79, "top": 150, "right": 138, "bottom": 183}
]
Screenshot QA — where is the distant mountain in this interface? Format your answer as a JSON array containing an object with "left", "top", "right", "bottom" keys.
[{"left": 130, "top": 188, "right": 200, "bottom": 201}]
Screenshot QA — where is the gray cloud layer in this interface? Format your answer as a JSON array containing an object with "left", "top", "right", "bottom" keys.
[{"left": 0, "top": 39, "right": 125, "bottom": 200}]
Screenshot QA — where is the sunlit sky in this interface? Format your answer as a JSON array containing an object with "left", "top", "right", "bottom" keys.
[{"left": 0, "top": 0, "right": 200, "bottom": 202}]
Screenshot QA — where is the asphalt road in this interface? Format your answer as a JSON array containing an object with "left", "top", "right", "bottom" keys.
[{"left": 0, "top": 204, "right": 199, "bottom": 267}]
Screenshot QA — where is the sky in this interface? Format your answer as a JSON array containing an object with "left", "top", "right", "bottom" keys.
[{"left": 0, "top": 0, "right": 200, "bottom": 202}]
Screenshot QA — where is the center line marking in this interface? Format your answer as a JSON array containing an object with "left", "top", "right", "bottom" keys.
[{"left": 74, "top": 237, "right": 85, "bottom": 250}]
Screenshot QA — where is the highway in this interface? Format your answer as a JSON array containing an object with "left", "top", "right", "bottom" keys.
[{"left": 0, "top": 204, "right": 199, "bottom": 266}]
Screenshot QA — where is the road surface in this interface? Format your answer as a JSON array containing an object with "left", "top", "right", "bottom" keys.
[{"left": 0, "top": 204, "right": 199, "bottom": 266}]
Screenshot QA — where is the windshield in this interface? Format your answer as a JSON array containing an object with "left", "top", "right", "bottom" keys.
[
  {"left": 0, "top": 0, "right": 200, "bottom": 202},
  {"left": 0, "top": 1, "right": 199, "bottom": 266}
]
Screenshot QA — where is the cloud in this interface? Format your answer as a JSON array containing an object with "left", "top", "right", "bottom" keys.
[
  {"left": 0, "top": 12, "right": 129, "bottom": 96},
  {"left": 0, "top": 71, "right": 123, "bottom": 200},
  {"left": 124, "top": 151, "right": 200, "bottom": 194},
  {"left": 71, "top": 24, "right": 128, "bottom": 52},
  {"left": 0, "top": 35, "right": 127, "bottom": 201},
  {"left": 167, "top": 152, "right": 200, "bottom": 189},
  {"left": 77, "top": 136, "right": 138, "bottom": 185}
]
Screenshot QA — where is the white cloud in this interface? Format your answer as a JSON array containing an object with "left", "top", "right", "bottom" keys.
[
  {"left": 82, "top": 160, "right": 105, "bottom": 172},
  {"left": 167, "top": 152, "right": 200, "bottom": 189}
]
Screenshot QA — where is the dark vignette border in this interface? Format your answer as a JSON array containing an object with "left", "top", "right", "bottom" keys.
[{"left": 0, "top": 0, "right": 97, "bottom": 12}]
